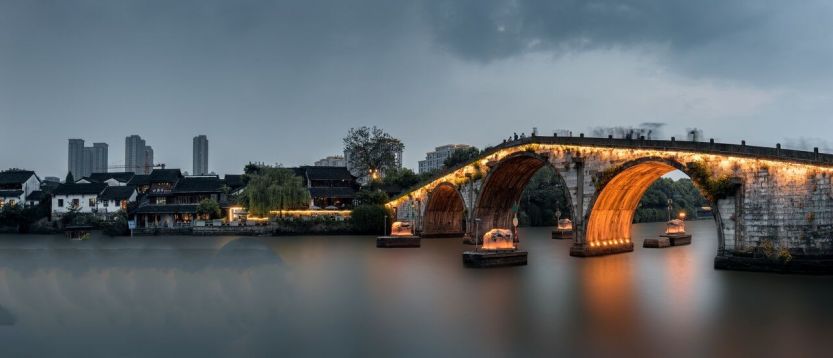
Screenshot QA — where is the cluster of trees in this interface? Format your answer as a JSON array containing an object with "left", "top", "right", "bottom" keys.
[
  {"left": 343, "top": 126, "right": 405, "bottom": 183},
  {"left": 239, "top": 164, "right": 311, "bottom": 216},
  {"left": 517, "top": 166, "right": 573, "bottom": 227},
  {"left": 633, "top": 178, "right": 708, "bottom": 223},
  {"left": 517, "top": 169, "right": 708, "bottom": 227},
  {"left": 0, "top": 201, "right": 50, "bottom": 233}
]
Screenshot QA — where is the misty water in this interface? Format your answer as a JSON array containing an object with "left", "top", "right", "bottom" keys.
[{"left": 0, "top": 221, "right": 831, "bottom": 357}]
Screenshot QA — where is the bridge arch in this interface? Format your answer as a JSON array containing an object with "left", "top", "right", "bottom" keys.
[
  {"left": 581, "top": 157, "right": 721, "bottom": 254},
  {"left": 422, "top": 182, "right": 467, "bottom": 237},
  {"left": 473, "top": 151, "right": 574, "bottom": 239}
]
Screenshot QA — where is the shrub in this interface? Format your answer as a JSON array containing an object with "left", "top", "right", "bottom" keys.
[{"left": 350, "top": 205, "right": 392, "bottom": 234}]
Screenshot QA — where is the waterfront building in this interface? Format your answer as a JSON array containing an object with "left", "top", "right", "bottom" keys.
[
  {"left": 0, "top": 169, "right": 41, "bottom": 207},
  {"left": 418, "top": 144, "right": 472, "bottom": 174},
  {"left": 68, "top": 139, "right": 108, "bottom": 179},
  {"left": 132, "top": 170, "right": 231, "bottom": 228},
  {"left": 96, "top": 186, "right": 137, "bottom": 214},
  {"left": 314, "top": 155, "right": 346, "bottom": 167},
  {"left": 78, "top": 172, "right": 135, "bottom": 186},
  {"left": 193, "top": 135, "right": 209, "bottom": 175},
  {"left": 51, "top": 183, "right": 108, "bottom": 215},
  {"left": 293, "top": 166, "right": 358, "bottom": 209},
  {"left": 125, "top": 135, "right": 155, "bottom": 174}
]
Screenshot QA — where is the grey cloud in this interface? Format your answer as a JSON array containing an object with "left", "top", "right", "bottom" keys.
[{"left": 423, "top": 0, "right": 833, "bottom": 87}]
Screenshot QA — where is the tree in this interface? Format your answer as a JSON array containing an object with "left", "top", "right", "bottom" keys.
[
  {"left": 196, "top": 198, "right": 222, "bottom": 220},
  {"left": 443, "top": 146, "right": 480, "bottom": 169},
  {"left": 65, "top": 171, "right": 74, "bottom": 184},
  {"left": 240, "top": 165, "right": 311, "bottom": 216},
  {"left": 350, "top": 205, "right": 392, "bottom": 234},
  {"left": 343, "top": 126, "right": 404, "bottom": 182},
  {"left": 382, "top": 167, "right": 421, "bottom": 190}
]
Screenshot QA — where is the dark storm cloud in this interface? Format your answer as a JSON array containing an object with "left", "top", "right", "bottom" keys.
[{"left": 424, "top": 0, "right": 833, "bottom": 86}]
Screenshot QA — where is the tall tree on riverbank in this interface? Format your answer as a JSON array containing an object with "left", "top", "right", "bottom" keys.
[
  {"left": 343, "top": 126, "right": 404, "bottom": 183},
  {"left": 240, "top": 165, "right": 310, "bottom": 216}
]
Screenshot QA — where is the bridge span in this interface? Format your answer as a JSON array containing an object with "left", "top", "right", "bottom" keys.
[{"left": 386, "top": 136, "right": 833, "bottom": 273}]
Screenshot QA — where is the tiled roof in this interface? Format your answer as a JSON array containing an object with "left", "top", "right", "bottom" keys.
[
  {"left": 0, "top": 190, "right": 23, "bottom": 198},
  {"left": 299, "top": 166, "right": 354, "bottom": 181},
  {"left": 87, "top": 172, "right": 135, "bottom": 183},
  {"left": 126, "top": 174, "right": 150, "bottom": 186},
  {"left": 308, "top": 187, "right": 356, "bottom": 198},
  {"left": 99, "top": 186, "right": 136, "bottom": 201},
  {"left": 53, "top": 183, "right": 107, "bottom": 196},
  {"left": 0, "top": 170, "right": 36, "bottom": 185},
  {"left": 26, "top": 190, "right": 45, "bottom": 201},
  {"left": 173, "top": 176, "right": 224, "bottom": 193},
  {"left": 148, "top": 169, "right": 182, "bottom": 183},
  {"left": 134, "top": 204, "right": 198, "bottom": 214},
  {"left": 223, "top": 174, "right": 244, "bottom": 189}
]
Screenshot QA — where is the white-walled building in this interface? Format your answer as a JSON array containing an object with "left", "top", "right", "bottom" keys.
[
  {"left": 51, "top": 183, "right": 107, "bottom": 215},
  {"left": 418, "top": 144, "right": 472, "bottom": 174},
  {"left": 96, "top": 186, "right": 137, "bottom": 214},
  {"left": 314, "top": 155, "right": 347, "bottom": 167},
  {"left": 0, "top": 170, "right": 41, "bottom": 207}
]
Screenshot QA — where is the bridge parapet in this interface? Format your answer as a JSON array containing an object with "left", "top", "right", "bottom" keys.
[{"left": 388, "top": 136, "right": 833, "bottom": 273}]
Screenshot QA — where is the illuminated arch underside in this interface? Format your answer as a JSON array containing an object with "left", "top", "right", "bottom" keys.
[
  {"left": 423, "top": 183, "right": 466, "bottom": 237},
  {"left": 475, "top": 155, "right": 548, "bottom": 235},
  {"left": 586, "top": 162, "right": 677, "bottom": 245}
]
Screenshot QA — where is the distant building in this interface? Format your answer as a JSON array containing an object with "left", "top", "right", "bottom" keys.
[
  {"left": 125, "top": 135, "right": 154, "bottom": 174},
  {"left": 193, "top": 135, "right": 209, "bottom": 175},
  {"left": 68, "top": 139, "right": 108, "bottom": 178},
  {"left": 314, "top": 155, "right": 346, "bottom": 167},
  {"left": 418, "top": 144, "right": 472, "bottom": 174},
  {"left": 0, "top": 169, "right": 41, "bottom": 207}
]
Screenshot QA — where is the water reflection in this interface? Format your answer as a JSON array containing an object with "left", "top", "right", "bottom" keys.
[{"left": 0, "top": 222, "right": 830, "bottom": 357}]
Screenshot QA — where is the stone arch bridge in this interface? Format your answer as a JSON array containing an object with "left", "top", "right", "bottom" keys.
[{"left": 386, "top": 136, "right": 833, "bottom": 273}]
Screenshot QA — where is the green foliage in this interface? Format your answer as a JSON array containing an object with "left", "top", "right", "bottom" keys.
[
  {"left": 382, "top": 167, "right": 421, "bottom": 190},
  {"left": 102, "top": 211, "right": 130, "bottom": 236},
  {"left": 685, "top": 161, "right": 737, "bottom": 201},
  {"left": 350, "top": 205, "right": 392, "bottom": 234},
  {"left": 443, "top": 146, "right": 480, "bottom": 169},
  {"left": 518, "top": 166, "right": 573, "bottom": 226},
  {"left": 343, "top": 126, "right": 405, "bottom": 181},
  {"left": 239, "top": 165, "right": 311, "bottom": 216},
  {"left": 196, "top": 199, "right": 222, "bottom": 219},
  {"left": 633, "top": 178, "right": 709, "bottom": 223},
  {"left": 355, "top": 189, "right": 389, "bottom": 206}
]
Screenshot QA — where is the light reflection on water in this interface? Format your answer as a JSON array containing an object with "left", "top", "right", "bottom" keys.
[{"left": 0, "top": 221, "right": 831, "bottom": 357}]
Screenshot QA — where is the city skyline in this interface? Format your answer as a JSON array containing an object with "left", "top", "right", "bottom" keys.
[{"left": 4, "top": 1, "right": 833, "bottom": 177}]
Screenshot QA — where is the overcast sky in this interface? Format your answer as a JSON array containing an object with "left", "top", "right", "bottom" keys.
[{"left": 2, "top": 0, "right": 833, "bottom": 177}]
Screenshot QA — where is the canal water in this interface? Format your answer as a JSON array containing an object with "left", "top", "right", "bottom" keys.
[{"left": 0, "top": 221, "right": 831, "bottom": 357}]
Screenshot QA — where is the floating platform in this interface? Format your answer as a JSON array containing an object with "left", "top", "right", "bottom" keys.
[
  {"left": 376, "top": 236, "right": 421, "bottom": 248},
  {"left": 551, "top": 230, "right": 574, "bottom": 240},
  {"left": 463, "top": 250, "right": 528, "bottom": 268},
  {"left": 643, "top": 237, "right": 671, "bottom": 248},
  {"left": 662, "top": 233, "right": 692, "bottom": 246}
]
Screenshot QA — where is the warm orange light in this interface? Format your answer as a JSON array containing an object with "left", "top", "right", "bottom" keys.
[
  {"left": 481, "top": 228, "right": 515, "bottom": 250},
  {"left": 390, "top": 221, "right": 414, "bottom": 236}
]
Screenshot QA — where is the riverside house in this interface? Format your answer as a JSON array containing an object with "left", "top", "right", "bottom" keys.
[
  {"left": 133, "top": 170, "right": 229, "bottom": 228},
  {"left": 0, "top": 169, "right": 41, "bottom": 207}
]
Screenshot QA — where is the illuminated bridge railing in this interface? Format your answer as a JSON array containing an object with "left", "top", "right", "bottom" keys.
[{"left": 390, "top": 135, "right": 833, "bottom": 203}]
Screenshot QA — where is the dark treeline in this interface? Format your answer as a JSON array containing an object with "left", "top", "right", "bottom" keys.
[{"left": 518, "top": 169, "right": 708, "bottom": 227}]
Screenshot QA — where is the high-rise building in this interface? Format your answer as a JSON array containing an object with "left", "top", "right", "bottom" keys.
[
  {"left": 68, "top": 139, "right": 109, "bottom": 179},
  {"left": 68, "top": 139, "right": 85, "bottom": 179},
  {"left": 144, "top": 146, "right": 154, "bottom": 174},
  {"left": 192, "top": 135, "right": 209, "bottom": 175},
  {"left": 91, "top": 143, "right": 108, "bottom": 174},
  {"left": 418, "top": 144, "right": 472, "bottom": 174},
  {"left": 125, "top": 135, "right": 154, "bottom": 174},
  {"left": 314, "top": 155, "right": 346, "bottom": 167}
]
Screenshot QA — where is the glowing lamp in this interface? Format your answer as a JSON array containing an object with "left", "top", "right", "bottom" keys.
[{"left": 481, "top": 228, "right": 515, "bottom": 251}]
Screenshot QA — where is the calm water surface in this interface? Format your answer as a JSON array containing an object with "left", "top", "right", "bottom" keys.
[{"left": 0, "top": 221, "right": 831, "bottom": 357}]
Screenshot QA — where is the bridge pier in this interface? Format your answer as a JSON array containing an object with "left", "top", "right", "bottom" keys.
[{"left": 570, "top": 242, "right": 634, "bottom": 257}]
